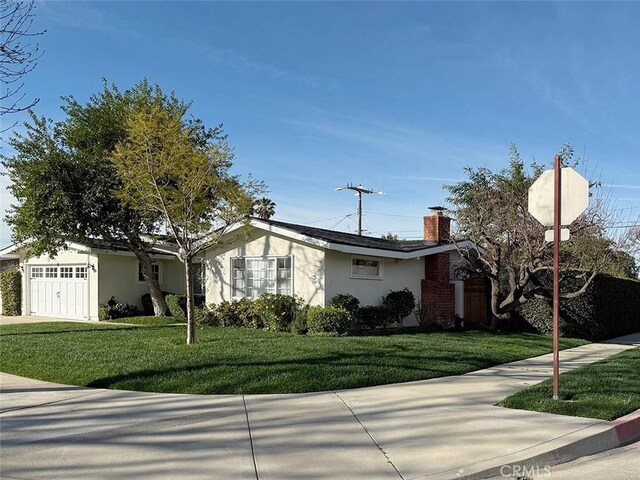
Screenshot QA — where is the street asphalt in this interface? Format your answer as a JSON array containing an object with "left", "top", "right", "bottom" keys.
[{"left": 1, "top": 322, "right": 638, "bottom": 480}]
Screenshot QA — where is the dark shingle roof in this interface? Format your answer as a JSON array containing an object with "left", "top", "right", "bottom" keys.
[{"left": 253, "top": 217, "right": 445, "bottom": 253}]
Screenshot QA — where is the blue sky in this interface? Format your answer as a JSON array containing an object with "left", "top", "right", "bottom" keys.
[{"left": 1, "top": 1, "right": 639, "bottom": 245}]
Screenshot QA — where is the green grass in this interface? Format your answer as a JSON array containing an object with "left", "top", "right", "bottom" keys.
[
  {"left": 106, "top": 316, "right": 185, "bottom": 326},
  {"left": 0, "top": 322, "right": 587, "bottom": 394},
  {"left": 499, "top": 347, "right": 640, "bottom": 420}
]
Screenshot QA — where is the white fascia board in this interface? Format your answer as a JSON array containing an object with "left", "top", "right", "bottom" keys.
[
  {"left": 222, "top": 219, "right": 330, "bottom": 249},
  {"left": 92, "top": 248, "right": 177, "bottom": 260},
  {"left": 0, "top": 240, "right": 91, "bottom": 258},
  {"left": 325, "top": 239, "right": 477, "bottom": 260},
  {"left": 0, "top": 242, "right": 24, "bottom": 257},
  {"left": 65, "top": 241, "right": 92, "bottom": 252}
]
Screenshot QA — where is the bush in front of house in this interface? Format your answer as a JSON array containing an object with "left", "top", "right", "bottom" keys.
[
  {"left": 306, "top": 305, "right": 354, "bottom": 335},
  {"left": 166, "top": 294, "right": 187, "bottom": 318},
  {"left": 358, "top": 305, "right": 391, "bottom": 330},
  {"left": 99, "top": 297, "right": 138, "bottom": 321},
  {"left": 0, "top": 268, "right": 21, "bottom": 316},
  {"left": 255, "top": 293, "right": 304, "bottom": 332},
  {"left": 382, "top": 288, "right": 416, "bottom": 328},
  {"left": 291, "top": 305, "right": 309, "bottom": 335},
  {"left": 209, "top": 298, "right": 262, "bottom": 328},
  {"left": 194, "top": 305, "right": 215, "bottom": 326},
  {"left": 329, "top": 294, "right": 360, "bottom": 321},
  {"left": 141, "top": 291, "right": 171, "bottom": 315}
]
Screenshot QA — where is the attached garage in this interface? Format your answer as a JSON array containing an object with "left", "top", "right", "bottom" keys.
[
  {"left": 1, "top": 239, "right": 187, "bottom": 320},
  {"left": 28, "top": 265, "right": 89, "bottom": 319}
]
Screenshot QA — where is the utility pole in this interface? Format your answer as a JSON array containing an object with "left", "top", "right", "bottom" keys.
[{"left": 335, "top": 183, "right": 385, "bottom": 235}]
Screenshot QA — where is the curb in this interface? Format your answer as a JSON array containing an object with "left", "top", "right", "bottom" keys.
[{"left": 455, "top": 409, "right": 640, "bottom": 480}]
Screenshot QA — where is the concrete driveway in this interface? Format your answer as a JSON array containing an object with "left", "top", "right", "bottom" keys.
[
  {"left": 0, "top": 315, "right": 92, "bottom": 325},
  {"left": 1, "top": 332, "right": 639, "bottom": 480}
]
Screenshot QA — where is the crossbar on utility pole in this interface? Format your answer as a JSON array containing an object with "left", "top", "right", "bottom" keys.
[{"left": 335, "top": 183, "right": 384, "bottom": 236}]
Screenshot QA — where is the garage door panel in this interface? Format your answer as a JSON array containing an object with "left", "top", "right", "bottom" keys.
[{"left": 29, "top": 265, "right": 88, "bottom": 320}]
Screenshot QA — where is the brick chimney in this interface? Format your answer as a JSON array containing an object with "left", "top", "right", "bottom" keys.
[{"left": 423, "top": 206, "right": 451, "bottom": 243}]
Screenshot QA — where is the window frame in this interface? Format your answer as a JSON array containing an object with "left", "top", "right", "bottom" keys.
[
  {"left": 230, "top": 255, "right": 293, "bottom": 299},
  {"left": 350, "top": 255, "right": 384, "bottom": 280},
  {"left": 137, "top": 261, "right": 162, "bottom": 284}
]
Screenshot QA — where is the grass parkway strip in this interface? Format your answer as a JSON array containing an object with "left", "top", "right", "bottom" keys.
[{"left": 499, "top": 345, "right": 640, "bottom": 420}]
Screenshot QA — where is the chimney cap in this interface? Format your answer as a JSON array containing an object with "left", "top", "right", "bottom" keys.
[{"left": 428, "top": 206, "right": 447, "bottom": 212}]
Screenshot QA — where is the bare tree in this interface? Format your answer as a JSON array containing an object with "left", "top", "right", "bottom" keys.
[
  {"left": 1, "top": 0, "right": 45, "bottom": 120},
  {"left": 446, "top": 145, "right": 618, "bottom": 329}
]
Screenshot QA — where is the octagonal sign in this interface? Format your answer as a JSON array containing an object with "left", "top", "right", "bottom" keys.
[{"left": 528, "top": 167, "right": 589, "bottom": 227}]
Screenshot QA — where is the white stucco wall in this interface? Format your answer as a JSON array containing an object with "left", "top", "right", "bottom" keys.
[
  {"left": 324, "top": 250, "right": 424, "bottom": 312},
  {"left": 20, "top": 249, "right": 100, "bottom": 320},
  {"left": 204, "top": 228, "right": 326, "bottom": 306},
  {"left": 97, "top": 252, "right": 184, "bottom": 310}
]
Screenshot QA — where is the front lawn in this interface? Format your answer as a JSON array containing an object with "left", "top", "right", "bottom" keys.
[
  {"left": 499, "top": 346, "right": 640, "bottom": 420},
  {"left": 0, "top": 322, "right": 587, "bottom": 394}
]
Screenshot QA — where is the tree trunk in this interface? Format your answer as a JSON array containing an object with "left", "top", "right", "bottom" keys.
[
  {"left": 134, "top": 248, "right": 169, "bottom": 316},
  {"left": 184, "top": 256, "right": 196, "bottom": 344}
]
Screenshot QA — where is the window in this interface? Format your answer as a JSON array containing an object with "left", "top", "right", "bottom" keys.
[
  {"left": 60, "top": 267, "right": 74, "bottom": 278},
  {"left": 45, "top": 267, "right": 58, "bottom": 278},
  {"left": 31, "top": 267, "right": 43, "bottom": 278},
  {"left": 232, "top": 256, "right": 292, "bottom": 298},
  {"left": 351, "top": 256, "right": 383, "bottom": 279},
  {"left": 191, "top": 262, "right": 206, "bottom": 297},
  {"left": 75, "top": 267, "right": 87, "bottom": 279},
  {"left": 138, "top": 262, "right": 160, "bottom": 282}
]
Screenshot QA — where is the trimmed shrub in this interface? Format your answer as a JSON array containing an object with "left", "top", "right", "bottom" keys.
[
  {"left": 358, "top": 305, "right": 391, "bottom": 330},
  {"left": 255, "top": 293, "right": 304, "bottom": 332},
  {"left": 194, "top": 305, "right": 216, "bottom": 326},
  {"left": 141, "top": 291, "right": 171, "bottom": 315},
  {"left": 0, "top": 268, "right": 21, "bottom": 316},
  {"left": 514, "top": 272, "right": 640, "bottom": 341},
  {"left": 166, "top": 294, "right": 187, "bottom": 318},
  {"left": 382, "top": 288, "right": 416, "bottom": 327},
  {"left": 211, "top": 298, "right": 262, "bottom": 328},
  {"left": 99, "top": 297, "right": 138, "bottom": 320},
  {"left": 291, "top": 306, "right": 309, "bottom": 335},
  {"left": 306, "top": 306, "right": 354, "bottom": 335},
  {"left": 329, "top": 294, "right": 360, "bottom": 320}
]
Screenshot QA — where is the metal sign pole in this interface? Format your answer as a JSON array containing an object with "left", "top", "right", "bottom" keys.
[{"left": 553, "top": 155, "right": 561, "bottom": 401}]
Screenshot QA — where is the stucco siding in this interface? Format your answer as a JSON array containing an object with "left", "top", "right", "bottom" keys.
[
  {"left": 97, "top": 253, "right": 184, "bottom": 310},
  {"left": 204, "top": 228, "right": 326, "bottom": 306},
  {"left": 324, "top": 249, "right": 424, "bottom": 312}
]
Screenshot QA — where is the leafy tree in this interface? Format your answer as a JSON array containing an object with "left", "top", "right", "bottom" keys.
[
  {"left": 252, "top": 197, "right": 276, "bottom": 219},
  {"left": 1, "top": 80, "right": 185, "bottom": 316},
  {"left": 381, "top": 232, "right": 398, "bottom": 240},
  {"left": 111, "top": 92, "right": 260, "bottom": 344},
  {"left": 446, "top": 145, "right": 616, "bottom": 329},
  {"left": 1, "top": 0, "right": 45, "bottom": 121}
]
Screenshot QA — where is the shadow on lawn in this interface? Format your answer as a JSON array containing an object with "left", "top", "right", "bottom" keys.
[{"left": 85, "top": 351, "right": 500, "bottom": 394}]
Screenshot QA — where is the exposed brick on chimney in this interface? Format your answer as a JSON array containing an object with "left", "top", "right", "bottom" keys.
[
  {"left": 421, "top": 253, "right": 455, "bottom": 328},
  {"left": 423, "top": 211, "right": 451, "bottom": 243}
]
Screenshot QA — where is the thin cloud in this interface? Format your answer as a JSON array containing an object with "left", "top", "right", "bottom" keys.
[{"left": 604, "top": 184, "right": 640, "bottom": 190}]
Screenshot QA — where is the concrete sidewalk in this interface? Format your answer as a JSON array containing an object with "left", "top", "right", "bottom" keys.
[{"left": 1, "top": 333, "right": 638, "bottom": 480}]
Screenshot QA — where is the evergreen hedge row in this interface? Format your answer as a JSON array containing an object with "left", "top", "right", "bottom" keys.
[
  {"left": 0, "top": 268, "right": 22, "bottom": 316},
  {"left": 514, "top": 273, "right": 640, "bottom": 341}
]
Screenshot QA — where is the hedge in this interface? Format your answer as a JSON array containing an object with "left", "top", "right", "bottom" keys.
[
  {"left": 0, "top": 268, "right": 21, "bottom": 316},
  {"left": 514, "top": 273, "right": 640, "bottom": 341}
]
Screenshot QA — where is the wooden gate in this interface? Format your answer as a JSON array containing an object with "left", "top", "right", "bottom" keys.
[{"left": 464, "top": 277, "right": 489, "bottom": 327}]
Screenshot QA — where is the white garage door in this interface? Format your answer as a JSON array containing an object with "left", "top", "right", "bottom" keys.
[{"left": 29, "top": 265, "right": 89, "bottom": 319}]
